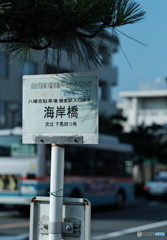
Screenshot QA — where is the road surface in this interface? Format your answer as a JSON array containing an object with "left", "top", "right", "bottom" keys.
[{"left": 0, "top": 199, "right": 167, "bottom": 239}]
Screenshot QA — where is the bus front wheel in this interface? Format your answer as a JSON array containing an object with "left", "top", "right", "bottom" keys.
[
  {"left": 70, "top": 189, "right": 82, "bottom": 198},
  {"left": 115, "top": 191, "right": 125, "bottom": 209}
]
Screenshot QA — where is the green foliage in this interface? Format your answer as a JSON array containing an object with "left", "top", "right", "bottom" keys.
[
  {"left": 99, "top": 113, "right": 126, "bottom": 137},
  {"left": 100, "top": 116, "right": 167, "bottom": 167},
  {"left": 0, "top": 2, "right": 11, "bottom": 13},
  {"left": 121, "top": 124, "right": 167, "bottom": 165},
  {"left": 0, "top": 0, "right": 145, "bottom": 66}
]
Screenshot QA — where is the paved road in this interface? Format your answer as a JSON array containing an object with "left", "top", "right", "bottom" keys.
[
  {"left": 91, "top": 199, "right": 167, "bottom": 239},
  {"left": 0, "top": 209, "right": 29, "bottom": 238},
  {"left": 0, "top": 199, "right": 167, "bottom": 239}
]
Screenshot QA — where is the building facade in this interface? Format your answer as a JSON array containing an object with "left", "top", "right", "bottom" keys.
[
  {"left": 118, "top": 90, "right": 167, "bottom": 132},
  {"left": 0, "top": 34, "right": 118, "bottom": 129}
]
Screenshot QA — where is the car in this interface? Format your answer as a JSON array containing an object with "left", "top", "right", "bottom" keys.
[{"left": 143, "top": 172, "right": 167, "bottom": 201}]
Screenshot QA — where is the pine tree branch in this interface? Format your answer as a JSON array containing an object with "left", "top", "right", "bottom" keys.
[{"left": 0, "top": 0, "right": 146, "bottom": 68}]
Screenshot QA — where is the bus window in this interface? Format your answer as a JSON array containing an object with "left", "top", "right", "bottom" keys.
[
  {"left": 65, "top": 146, "right": 96, "bottom": 176},
  {"left": 11, "top": 143, "right": 36, "bottom": 156},
  {"left": 0, "top": 135, "right": 36, "bottom": 157},
  {"left": 125, "top": 160, "right": 133, "bottom": 176}
]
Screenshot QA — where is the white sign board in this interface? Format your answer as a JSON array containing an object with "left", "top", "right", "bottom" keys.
[{"left": 23, "top": 72, "right": 98, "bottom": 144}]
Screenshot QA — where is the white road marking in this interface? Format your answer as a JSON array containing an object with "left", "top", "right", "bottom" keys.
[{"left": 91, "top": 220, "right": 167, "bottom": 239}]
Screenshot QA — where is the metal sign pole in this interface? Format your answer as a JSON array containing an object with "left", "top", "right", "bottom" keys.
[
  {"left": 49, "top": 143, "right": 64, "bottom": 240},
  {"left": 23, "top": 73, "right": 98, "bottom": 240}
]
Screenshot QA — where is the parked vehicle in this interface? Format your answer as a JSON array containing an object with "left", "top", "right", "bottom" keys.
[{"left": 143, "top": 172, "right": 167, "bottom": 201}]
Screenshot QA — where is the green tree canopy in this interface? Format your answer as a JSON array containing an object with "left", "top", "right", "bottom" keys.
[
  {"left": 99, "top": 113, "right": 127, "bottom": 137},
  {"left": 0, "top": 0, "right": 145, "bottom": 67}
]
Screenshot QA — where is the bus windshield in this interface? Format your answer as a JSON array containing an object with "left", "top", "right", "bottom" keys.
[{"left": 0, "top": 135, "right": 36, "bottom": 157}]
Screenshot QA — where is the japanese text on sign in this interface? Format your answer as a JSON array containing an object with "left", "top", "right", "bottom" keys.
[
  {"left": 23, "top": 73, "right": 98, "bottom": 144},
  {"left": 31, "top": 81, "right": 92, "bottom": 89},
  {"left": 44, "top": 106, "right": 78, "bottom": 119}
]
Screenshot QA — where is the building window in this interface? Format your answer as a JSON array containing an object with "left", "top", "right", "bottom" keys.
[
  {"left": 0, "top": 53, "right": 8, "bottom": 78},
  {"left": 0, "top": 101, "right": 6, "bottom": 125},
  {"left": 98, "top": 86, "right": 102, "bottom": 100},
  {"left": 20, "top": 60, "right": 37, "bottom": 77},
  {"left": 99, "top": 81, "right": 107, "bottom": 100}
]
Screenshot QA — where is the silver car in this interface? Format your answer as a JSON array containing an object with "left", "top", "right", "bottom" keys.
[{"left": 143, "top": 172, "right": 167, "bottom": 201}]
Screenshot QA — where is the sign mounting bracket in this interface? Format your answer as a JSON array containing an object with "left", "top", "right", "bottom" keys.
[{"left": 34, "top": 136, "right": 83, "bottom": 144}]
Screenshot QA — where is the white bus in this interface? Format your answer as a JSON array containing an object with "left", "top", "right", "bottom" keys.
[
  {"left": 0, "top": 127, "right": 49, "bottom": 207},
  {"left": 0, "top": 127, "right": 134, "bottom": 209}
]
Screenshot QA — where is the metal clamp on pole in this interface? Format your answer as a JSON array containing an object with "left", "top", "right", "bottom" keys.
[
  {"left": 62, "top": 219, "right": 81, "bottom": 237},
  {"left": 49, "top": 222, "right": 62, "bottom": 234},
  {"left": 39, "top": 217, "right": 81, "bottom": 237}
]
